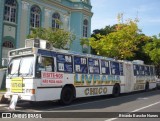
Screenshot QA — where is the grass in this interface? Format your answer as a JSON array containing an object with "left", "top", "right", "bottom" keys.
[{"left": 0, "top": 89, "right": 6, "bottom": 93}]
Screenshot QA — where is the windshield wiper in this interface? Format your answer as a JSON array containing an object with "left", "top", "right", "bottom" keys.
[
  {"left": 19, "top": 73, "right": 31, "bottom": 77},
  {"left": 9, "top": 70, "right": 19, "bottom": 78},
  {"left": 19, "top": 60, "right": 33, "bottom": 77},
  {"left": 17, "top": 58, "right": 23, "bottom": 76},
  {"left": 9, "top": 58, "right": 22, "bottom": 78}
]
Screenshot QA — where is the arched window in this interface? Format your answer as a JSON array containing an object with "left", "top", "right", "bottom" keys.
[
  {"left": 30, "top": 5, "right": 41, "bottom": 28},
  {"left": 4, "top": 0, "right": 17, "bottom": 23},
  {"left": 52, "top": 13, "right": 60, "bottom": 29},
  {"left": 81, "top": 0, "right": 89, "bottom": 4},
  {"left": 83, "top": 19, "right": 88, "bottom": 37},
  {"left": 3, "top": 41, "right": 14, "bottom": 48}
]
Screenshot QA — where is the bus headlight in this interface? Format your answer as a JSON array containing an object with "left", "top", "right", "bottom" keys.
[{"left": 26, "top": 89, "right": 35, "bottom": 94}]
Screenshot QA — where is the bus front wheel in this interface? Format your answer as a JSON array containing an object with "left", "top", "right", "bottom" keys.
[{"left": 60, "top": 86, "right": 74, "bottom": 105}]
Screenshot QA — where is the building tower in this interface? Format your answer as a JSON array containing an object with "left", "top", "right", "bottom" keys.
[{"left": 0, "top": 0, "right": 93, "bottom": 67}]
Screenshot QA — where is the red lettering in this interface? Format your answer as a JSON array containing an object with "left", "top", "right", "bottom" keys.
[
  {"left": 42, "top": 73, "right": 46, "bottom": 78},
  {"left": 42, "top": 72, "right": 63, "bottom": 80},
  {"left": 56, "top": 80, "right": 62, "bottom": 83},
  {"left": 51, "top": 73, "right": 55, "bottom": 78},
  {"left": 59, "top": 74, "right": 63, "bottom": 79},
  {"left": 43, "top": 79, "right": 48, "bottom": 83},
  {"left": 47, "top": 73, "right": 50, "bottom": 78},
  {"left": 49, "top": 80, "right": 55, "bottom": 83}
]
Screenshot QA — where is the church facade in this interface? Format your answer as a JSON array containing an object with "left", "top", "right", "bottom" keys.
[{"left": 0, "top": 0, "right": 92, "bottom": 66}]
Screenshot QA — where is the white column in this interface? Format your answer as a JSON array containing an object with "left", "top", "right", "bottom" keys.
[{"left": 22, "top": 1, "right": 30, "bottom": 10}]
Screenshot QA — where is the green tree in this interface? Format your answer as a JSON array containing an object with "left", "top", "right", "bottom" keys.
[
  {"left": 131, "top": 34, "right": 152, "bottom": 64},
  {"left": 144, "top": 35, "right": 160, "bottom": 76},
  {"left": 92, "top": 25, "right": 117, "bottom": 37},
  {"left": 27, "top": 27, "right": 75, "bottom": 49},
  {"left": 88, "top": 17, "right": 150, "bottom": 59},
  {"left": 144, "top": 35, "right": 160, "bottom": 64},
  {"left": 86, "top": 25, "right": 117, "bottom": 54}
]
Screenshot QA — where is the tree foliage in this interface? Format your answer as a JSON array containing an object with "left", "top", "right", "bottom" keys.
[
  {"left": 87, "top": 16, "right": 150, "bottom": 60},
  {"left": 27, "top": 28, "right": 75, "bottom": 49},
  {"left": 144, "top": 35, "right": 160, "bottom": 65},
  {"left": 92, "top": 25, "right": 117, "bottom": 37},
  {"left": 143, "top": 35, "right": 160, "bottom": 76},
  {"left": 81, "top": 25, "right": 117, "bottom": 55}
]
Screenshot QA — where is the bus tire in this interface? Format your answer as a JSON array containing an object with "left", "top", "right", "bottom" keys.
[
  {"left": 157, "top": 86, "right": 160, "bottom": 90},
  {"left": 145, "top": 82, "right": 149, "bottom": 92},
  {"left": 60, "top": 86, "right": 74, "bottom": 105},
  {"left": 112, "top": 84, "right": 120, "bottom": 97}
]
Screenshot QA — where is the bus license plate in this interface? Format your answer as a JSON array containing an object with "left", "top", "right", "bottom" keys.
[{"left": 11, "top": 77, "right": 23, "bottom": 93}]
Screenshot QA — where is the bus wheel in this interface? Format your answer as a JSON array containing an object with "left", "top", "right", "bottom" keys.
[
  {"left": 60, "top": 86, "right": 73, "bottom": 105},
  {"left": 145, "top": 82, "right": 149, "bottom": 92},
  {"left": 112, "top": 84, "right": 120, "bottom": 97}
]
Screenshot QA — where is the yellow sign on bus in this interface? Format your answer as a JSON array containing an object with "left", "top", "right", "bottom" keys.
[{"left": 11, "top": 77, "right": 23, "bottom": 93}]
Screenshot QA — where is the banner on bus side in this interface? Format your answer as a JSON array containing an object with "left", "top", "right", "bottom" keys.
[{"left": 41, "top": 71, "right": 64, "bottom": 85}]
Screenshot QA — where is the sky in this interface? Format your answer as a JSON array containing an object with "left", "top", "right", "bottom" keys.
[{"left": 91, "top": 0, "right": 160, "bottom": 36}]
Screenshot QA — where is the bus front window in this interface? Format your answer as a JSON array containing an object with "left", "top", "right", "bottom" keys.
[{"left": 8, "top": 56, "right": 34, "bottom": 77}]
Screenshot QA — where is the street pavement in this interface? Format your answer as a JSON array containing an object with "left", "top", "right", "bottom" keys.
[{"left": 0, "top": 90, "right": 160, "bottom": 121}]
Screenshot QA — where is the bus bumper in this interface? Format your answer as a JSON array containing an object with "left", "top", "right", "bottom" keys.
[{"left": 4, "top": 93, "right": 36, "bottom": 101}]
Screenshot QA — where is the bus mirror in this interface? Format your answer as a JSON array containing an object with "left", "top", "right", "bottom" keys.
[
  {"left": 38, "top": 55, "right": 42, "bottom": 64},
  {"left": 2, "top": 58, "right": 8, "bottom": 67}
]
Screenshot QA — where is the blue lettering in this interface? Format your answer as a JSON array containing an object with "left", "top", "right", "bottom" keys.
[
  {"left": 74, "top": 74, "right": 82, "bottom": 84},
  {"left": 101, "top": 75, "right": 107, "bottom": 82},
  {"left": 81, "top": 74, "right": 85, "bottom": 83},
  {"left": 108, "top": 75, "right": 114, "bottom": 81},
  {"left": 116, "top": 76, "right": 120, "bottom": 81},
  {"left": 85, "top": 75, "right": 93, "bottom": 84},
  {"left": 93, "top": 75, "right": 101, "bottom": 84}
]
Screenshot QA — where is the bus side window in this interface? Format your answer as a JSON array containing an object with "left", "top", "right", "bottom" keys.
[
  {"left": 133, "top": 64, "right": 139, "bottom": 76},
  {"left": 37, "top": 56, "right": 54, "bottom": 72},
  {"left": 56, "top": 54, "right": 73, "bottom": 73},
  {"left": 110, "top": 61, "right": 120, "bottom": 75},
  {"left": 145, "top": 66, "right": 150, "bottom": 76},
  {"left": 101, "top": 60, "right": 110, "bottom": 75},
  {"left": 150, "top": 66, "right": 155, "bottom": 76},
  {"left": 74, "top": 56, "right": 88, "bottom": 74},
  {"left": 88, "top": 58, "right": 100, "bottom": 74},
  {"left": 139, "top": 65, "right": 145, "bottom": 76}
]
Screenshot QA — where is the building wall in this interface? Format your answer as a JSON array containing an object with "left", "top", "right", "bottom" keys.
[
  {"left": 0, "top": 0, "right": 93, "bottom": 66},
  {"left": 0, "top": 0, "right": 4, "bottom": 66}
]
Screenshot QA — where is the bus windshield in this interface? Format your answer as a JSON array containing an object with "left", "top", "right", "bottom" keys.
[{"left": 8, "top": 56, "right": 34, "bottom": 77}]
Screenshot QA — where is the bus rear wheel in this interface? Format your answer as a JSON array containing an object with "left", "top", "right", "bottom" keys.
[
  {"left": 60, "top": 86, "right": 73, "bottom": 105},
  {"left": 112, "top": 84, "right": 120, "bottom": 97},
  {"left": 145, "top": 82, "right": 149, "bottom": 92}
]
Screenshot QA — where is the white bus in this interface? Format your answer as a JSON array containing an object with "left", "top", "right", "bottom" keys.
[{"left": 4, "top": 39, "right": 157, "bottom": 105}]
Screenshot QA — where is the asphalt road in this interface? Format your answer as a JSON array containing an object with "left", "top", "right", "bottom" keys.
[{"left": 0, "top": 89, "right": 160, "bottom": 121}]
